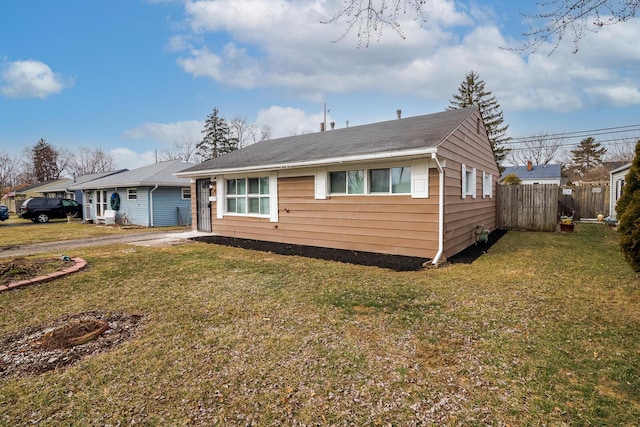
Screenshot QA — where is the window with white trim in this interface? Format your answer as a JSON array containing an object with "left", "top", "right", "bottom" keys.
[
  {"left": 182, "top": 188, "right": 191, "bottom": 199},
  {"left": 226, "top": 177, "right": 270, "bottom": 216},
  {"left": 461, "top": 164, "right": 476, "bottom": 199},
  {"left": 482, "top": 171, "right": 493, "bottom": 198},
  {"left": 369, "top": 167, "right": 411, "bottom": 194},
  {"left": 328, "top": 167, "right": 411, "bottom": 195},
  {"left": 329, "top": 170, "right": 365, "bottom": 194},
  {"left": 127, "top": 188, "right": 137, "bottom": 200}
]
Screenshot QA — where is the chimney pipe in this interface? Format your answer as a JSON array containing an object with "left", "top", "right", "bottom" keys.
[
  {"left": 320, "top": 122, "right": 325, "bottom": 132},
  {"left": 397, "top": 109, "right": 402, "bottom": 119},
  {"left": 527, "top": 160, "right": 533, "bottom": 171}
]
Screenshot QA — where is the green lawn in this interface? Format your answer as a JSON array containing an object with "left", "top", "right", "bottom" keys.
[{"left": 1, "top": 223, "right": 638, "bottom": 425}]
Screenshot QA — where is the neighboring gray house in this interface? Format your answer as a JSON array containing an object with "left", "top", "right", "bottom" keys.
[
  {"left": 501, "top": 162, "right": 563, "bottom": 185},
  {"left": 609, "top": 163, "right": 631, "bottom": 219},
  {"left": 69, "top": 160, "right": 194, "bottom": 227},
  {"left": 40, "top": 170, "right": 128, "bottom": 201}
]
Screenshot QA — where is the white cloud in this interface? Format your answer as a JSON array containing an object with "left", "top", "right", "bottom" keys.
[
  {"left": 0, "top": 59, "right": 70, "bottom": 99},
  {"left": 177, "top": 47, "right": 223, "bottom": 80},
  {"left": 166, "top": 34, "right": 193, "bottom": 52},
  {"left": 585, "top": 84, "right": 640, "bottom": 107},
  {"left": 110, "top": 148, "right": 158, "bottom": 171},
  {"left": 169, "top": 1, "right": 640, "bottom": 115},
  {"left": 124, "top": 120, "right": 203, "bottom": 144},
  {"left": 254, "top": 106, "right": 326, "bottom": 137}
]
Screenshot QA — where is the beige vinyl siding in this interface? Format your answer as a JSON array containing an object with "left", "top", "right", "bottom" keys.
[
  {"left": 438, "top": 110, "right": 499, "bottom": 259},
  {"left": 211, "top": 175, "right": 440, "bottom": 258}
]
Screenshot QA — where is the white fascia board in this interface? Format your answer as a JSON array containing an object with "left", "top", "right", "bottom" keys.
[{"left": 175, "top": 147, "right": 439, "bottom": 178}]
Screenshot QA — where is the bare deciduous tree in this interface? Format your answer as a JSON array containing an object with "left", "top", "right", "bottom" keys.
[
  {"left": 606, "top": 137, "right": 637, "bottom": 163},
  {"left": 160, "top": 138, "right": 201, "bottom": 163},
  {"left": 323, "top": 0, "right": 638, "bottom": 52},
  {"left": 322, "top": 0, "right": 428, "bottom": 47},
  {"left": 67, "top": 147, "right": 116, "bottom": 176},
  {"left": 249, "top": 124, "right": 273, "bottom": 144},
  {"left": 507, "top": 132, "right": 563, "bottom": 166},
  {"left": 229, "top": 115, "right": 254, "bottom": 149},
  {"left": 521, "top": 0, "right": 640, "bottom": 53},
  {"left": 0, "top": 151, "right": 20, "bottom": 193}
]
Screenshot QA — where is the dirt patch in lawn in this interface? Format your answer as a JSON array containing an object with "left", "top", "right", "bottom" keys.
[
  {"left": 1, "top": 257, "right": 73, "bottom": 287},
  {"left": 192, "top": 229, "right": 507, "bottom": 271},
  {"left": 0, "top": 312, "right": 144, "bottom": 378}
]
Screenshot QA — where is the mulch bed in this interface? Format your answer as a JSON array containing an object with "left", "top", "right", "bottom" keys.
[{"left": 192, "top": 229, "right": 507, "bottom": 271}]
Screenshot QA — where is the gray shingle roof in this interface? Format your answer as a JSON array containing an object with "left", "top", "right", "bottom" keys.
[
  {"left": 41, "top": 170, "right": 128, "bottom": 192},
  {"left": 69, "top": 160, "right": 194, "bottom": 190},
  {"left": 501, "top": 163, "right": 562, "bottom": 180},
  {"left": 178, "top": 107, "right": 478, "bottom": 175}
]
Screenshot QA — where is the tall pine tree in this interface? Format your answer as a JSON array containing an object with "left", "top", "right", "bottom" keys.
[
  {"left": 568, "top": 137, "right": 607, "bottom": 178},
  {"left": 448, "top": 71, "right": 509, "bottom": 173},
  {"left": 196, "top": 107, "right": 239, "bottom": 161},
  {"left": 23, "top": 138, "right": 60, "bottom": 182},
  {"left": 615, "top": 139, "right": 640, "bottom": 272}
]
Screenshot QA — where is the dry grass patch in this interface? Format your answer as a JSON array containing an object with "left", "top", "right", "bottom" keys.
[
  {"left": 0, "top": 218, "right": 186, "bottom": 247},
  {"left": 0, "top": 224, "right": 638, "bottom": 425}
]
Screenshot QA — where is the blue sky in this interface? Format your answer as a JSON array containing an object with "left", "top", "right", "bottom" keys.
[{"left": 1, "top": 0, "right": 639, "bottom": 171}]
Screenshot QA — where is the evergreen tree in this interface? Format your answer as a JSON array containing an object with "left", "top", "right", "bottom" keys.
[
  {"left": 616, "top": 139, "right": 640, "bottom": 272},
  {"left": 196, "top": 107, "right": 239, "bottom": 161},
  {"left": 23, "top": 138, "right": 60, "bottom": 182},
  {"left": 569, "top": 137, "right": 607, "bottom": 178},
  {"left": 448, "top": 71, "right": 510, "bottom": 174}
]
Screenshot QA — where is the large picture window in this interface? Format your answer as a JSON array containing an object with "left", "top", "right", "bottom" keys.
[
  {"left": 226, "top": 177, "right": 270, "bottom": 216},
  {"left": 329, "top": 167, "right": 411, "bottom": 195}
]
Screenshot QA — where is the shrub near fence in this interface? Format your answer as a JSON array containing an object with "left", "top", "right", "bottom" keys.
[{"left": 497, "top": 184, "right": 559, "bottom": 231}]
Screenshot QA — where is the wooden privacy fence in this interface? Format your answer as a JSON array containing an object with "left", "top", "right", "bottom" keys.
[
  {"left": 497, "top": 183, "right": 611, "bottom": 231},
  {"left": 561, "top": 183, "right": 609, "bottom": 219},
  {"left": 497, "top": 184, "right": 559, "bottom": 231}
]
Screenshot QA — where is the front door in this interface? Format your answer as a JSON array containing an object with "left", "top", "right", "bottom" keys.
[
  {"left": 95, "top": 190, "right": 108, "bottom": 217},
  {"left": 196, "top": 179, "right": 212, "bottom": 232}
]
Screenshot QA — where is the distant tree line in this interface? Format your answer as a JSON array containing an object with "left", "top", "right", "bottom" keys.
[
  {"left": 0, "top": 139, "right": 116, "bottom": 195},
  {"left": 0, "top": 107, "right": 274, "bottom": 195},
  {"left": 160, "top": 109, "right": 272, "bottom": 163}
]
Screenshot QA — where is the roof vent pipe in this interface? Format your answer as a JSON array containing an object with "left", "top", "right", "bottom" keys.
[
  {"left": 397, "top": 109, "right": 402, "bottom": 119},
  {"left": 330, "top": 121, "right": 335, "bottom": 130},
  {"left": 320, "top": 122, "right": 325, "bottom": 132}
]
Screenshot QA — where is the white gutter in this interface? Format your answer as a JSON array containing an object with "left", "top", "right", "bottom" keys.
[
  {"left": 431, "top": 153, "right": 445, "bottom": 265},
  {"left": 175, "top": 147, "right": 438, "bottom": 178},
  {"left": 149, "top": 185, "right": 158, "bottom": 227}
]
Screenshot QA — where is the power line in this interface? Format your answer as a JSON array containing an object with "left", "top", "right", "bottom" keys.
[{"left": 506, "top": 123, "right": 640, "bottom": 145}]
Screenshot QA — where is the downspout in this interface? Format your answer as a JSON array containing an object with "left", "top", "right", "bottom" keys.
[
  {"left": 431, "top": 153, "right": 445, "bottom": 265},
  {"left": 149, "top": 185, "right": 159, "bottom": 227}
]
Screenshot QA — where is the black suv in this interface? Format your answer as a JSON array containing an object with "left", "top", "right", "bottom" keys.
[{"left": 19, "top": 197, "right": 83, "bottom": 223}]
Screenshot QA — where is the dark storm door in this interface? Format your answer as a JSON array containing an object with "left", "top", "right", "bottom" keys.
[{"left": 196, "top": 178, "right": 212, "bottom": 232}]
